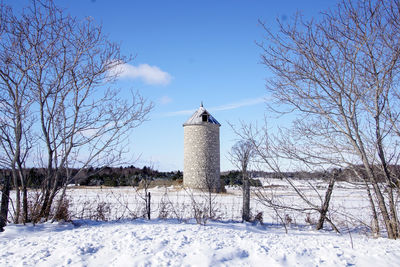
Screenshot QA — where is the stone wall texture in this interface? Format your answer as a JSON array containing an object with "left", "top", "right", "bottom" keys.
[{"left": 183, "top": 123, "right": 220, "bottom": 192}]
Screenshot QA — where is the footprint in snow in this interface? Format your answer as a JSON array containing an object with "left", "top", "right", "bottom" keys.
[
  {"left": 139, "top": 236, "right": 153, "bottom": 241},
  {"left": 78, "top": 243, "right": 102, "bottom": 255},
  {"left": 161, "top": 239, "right": 169, "bottom": 246}
]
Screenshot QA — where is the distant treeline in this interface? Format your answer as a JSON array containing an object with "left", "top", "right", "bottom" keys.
[
  {"left": 221, "top": 171, "right": 262, "bottom": 187},
  {"left": 0, "top": 166, "right": 183, "bottom": 188},
  {"left": 223, "top": 165, "right": 400, "bottom": 184},
  {"left": 1, "top": 165, "right": 398, "bottom": 189}
]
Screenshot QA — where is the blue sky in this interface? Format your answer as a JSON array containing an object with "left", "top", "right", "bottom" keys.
[{"left": 10, "top": 0, "right": 336, "bottom": 171}]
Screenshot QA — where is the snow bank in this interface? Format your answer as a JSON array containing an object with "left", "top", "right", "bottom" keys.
[{"left": 1, "top": 220, "right": 399, "bottom": 267}]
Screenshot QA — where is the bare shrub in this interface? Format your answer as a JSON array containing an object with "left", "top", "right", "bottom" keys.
[
  {"left": 162, "top": 190, "right": 191, "bottom": 222},
  {"left": 94, "top": 202, "right": 111, "bottom": 221},
  {"left": 305, "top": 213, "right": 317, "bottom": 226},
  {"left": 192, "top": 202, "right": 208, "bottom": 225},
  {"left": 158, "top": 190, "right": 177, "bottom": 220},
  {"left": 285, "top": 214, "right": 293, "bottom": 226},
  {"left": 158, "top": 198, "right": 170, "bottom": 219},
  {"left": 52, "top": 198, "right": 71, "bottom": 222},
  {"left": 76, "top": 200, "right": 92, "bottom": 220},
  {"left": 186, "top": 188, "right": 213, "bottom": 225},
  {"left": 253, "top": 212, "right": 263, "bottom": 225},
  {"left": 27, "top": 191, "right": 43, "bottom": 223}
]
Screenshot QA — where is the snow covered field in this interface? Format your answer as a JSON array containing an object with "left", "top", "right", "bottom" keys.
[
  {"left": 63, "top": 179, "right": 376, "bottom": 229},
  {"left": 1, "top": 219, "right": 399, "bottom": 266},
  {"left": 1, "top": 178, "right": 399, "bottom": 266}
]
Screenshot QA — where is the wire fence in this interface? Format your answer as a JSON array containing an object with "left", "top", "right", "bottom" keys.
[
  {"left": 2, "top": 184, "right": 381, "bottom": 234},
  {"left": 64, "top": 186, "right": 374, "bottom": 231}
]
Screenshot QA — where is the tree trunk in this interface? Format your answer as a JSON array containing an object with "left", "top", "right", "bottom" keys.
[
  {"left": 38, "top": 145, "right": 53, "bottom": 220},
  {"left": 52, "top": 184, "right": 68, "bottom": 222},
  {"left": 0, "top": 172, "right": 11, "bottom": 232},
  {"left": 22, "top": 184, "right": 28, "bottom": 223},
  {"left": 316, "top": 171, "right": 336, "bottom": 230},
  {"left": 44, "top": 187, "right": 58, "bottom": 220},
  {"left": 366, "top": 182, "right": 380, "bottom": 237},
  {"left": 40, "top": 168, "right": 58, "bottom": 220},
  {"left": 147, "top": 192, "right": 151, "bottom": 220},
  {"left": 11, "top": 168, "right": 20, "bottom": 224},
  {"left": 208, "top": 190, "right": 212, "bottom": 218},
  {"left": 38, "top": 167, "right": 52, "bottom": 221},
  {"left": 358, "top": 145, "right": 396, "bottom": 239},
  {"left": 371, "top": 180, "right": 396, "bottom": 239},
  {"left": 387, "top": 186, "right": 399, "bottom": 238},
  {"left": 242, "top": 171, "right": 250, "bottom": 222},
  {"left": 16, "top": 165, "right": 29, "bottom": 224},
  {"left": 375, "top": 113, "right": 399, "bottom": 238},
  {"left": 38, "top": 187, "right": 50, "bottom": 221}
]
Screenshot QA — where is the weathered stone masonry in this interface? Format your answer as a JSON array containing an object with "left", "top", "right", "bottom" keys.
[{"left": 183, "top": 105, "right": 221, "bottom": 192}]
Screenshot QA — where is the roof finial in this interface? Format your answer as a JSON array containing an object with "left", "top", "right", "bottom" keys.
[{"left": 200, "top": 101, "right": 203, "bottom": 107}]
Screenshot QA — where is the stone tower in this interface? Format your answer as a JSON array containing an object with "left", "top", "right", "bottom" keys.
[{"left": 183, "top": 103, "right": 221, "bottom": 192}]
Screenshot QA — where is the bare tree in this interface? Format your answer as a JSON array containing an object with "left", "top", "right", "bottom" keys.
[
  {"left": 27, "top": 0, "right": 152, "bottom": 221},
  {"left": 229, "top": 140, "right": 254, "bottom": 222},
  {"left": 234, "top": 123, "right": 340, "bottom": 233},
  {"left": 0, "top": 2, "right": 12, "bottom": 232},
  {"left": 0, "top": 2, "right": 35, "bottom": 224},
  {"left": 258, "top": 0, "right": 400, "bottom": 238},
  {"left": 0, "top": 0, "right": 152, "bottom": 227}
]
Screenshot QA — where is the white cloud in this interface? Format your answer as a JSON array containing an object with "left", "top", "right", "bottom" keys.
[
  {"left": 209, "top": 97, "right": 265, "bottom": 112},
  {"left": 163, "top": 97, "right": 266, "bottom": 117},
  {"left": 112, "top": 62, "right": 172, "bottom": 85}
]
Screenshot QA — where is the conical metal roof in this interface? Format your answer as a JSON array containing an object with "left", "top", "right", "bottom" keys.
[{"left": 183, "top": 104, "right": 221, "bottom": 126}]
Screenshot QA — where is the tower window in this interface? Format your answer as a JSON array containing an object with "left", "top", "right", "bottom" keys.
[{"left": 202, "top": 114, "right": 208, "bottom": 122}]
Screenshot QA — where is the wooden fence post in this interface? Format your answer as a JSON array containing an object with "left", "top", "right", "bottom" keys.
[{"left": 147, "top": 192, "right": 151, "bottom": 220}]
